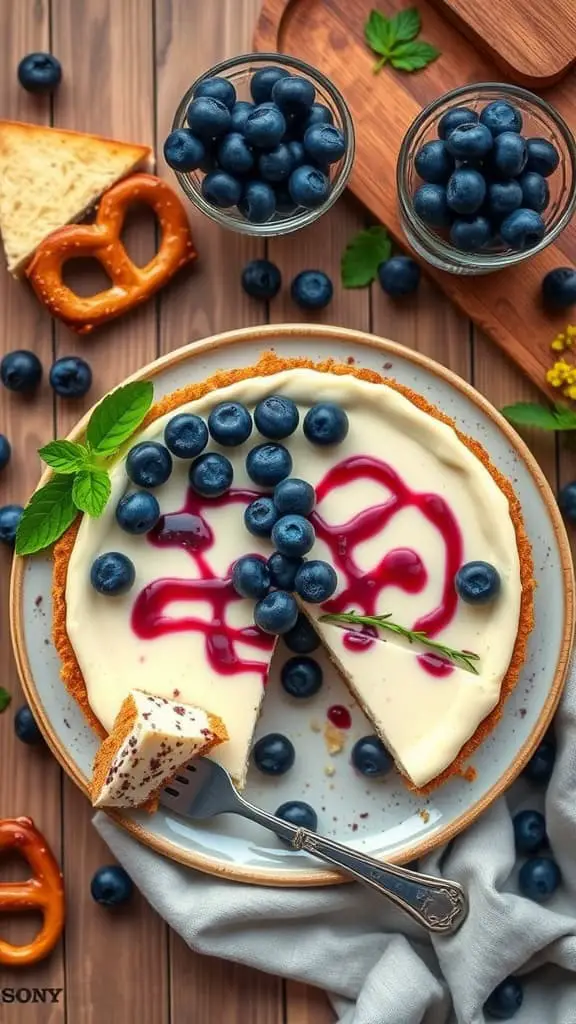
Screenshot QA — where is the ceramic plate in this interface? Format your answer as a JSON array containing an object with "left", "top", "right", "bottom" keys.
[{"left": 11, "top": 325, "right": 574, "bottom": 886}]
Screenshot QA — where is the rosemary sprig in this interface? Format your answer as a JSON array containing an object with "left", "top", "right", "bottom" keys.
[{"left": 319, "top": 611, "right": 480, "bottom": 675}]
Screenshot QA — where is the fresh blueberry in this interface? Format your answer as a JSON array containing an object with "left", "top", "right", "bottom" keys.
[
  {"left": 244, "top": 104, "right": 286, "bottom": 149},
  {"left": 480, "top": 101, "right": 522, "bottom": 137},
  {"left": 303, "top": 124, "right": 346, "bottom": 166},
  {"left": 291, "top": 269, "right": 333, "bottom": 309},
  {"left": 281, "top": 655, "right": 323, "bottom": 698},
  {"left": 241, "top": 259, "right": 282, "bottom": 300},
  {"left": 0, "top": 435, "right": 11, "bottom": 471},
  {"left": 216, "top": 133, "right": 254, "bottom": 175},
  {"left": 189, "top": 452, "right": 233, "bottom": 497},
  {"left": 238, "top": 180, "right": 277, "bottom": 224},
  {"left": 17, "top": 52, "right": 62, "bottom": 93},
  {"left": 272, "top": 515, "right": 315, "bottom": 557},
  {"left": 254, "top": 395, "right": 299, "bottom": 439},
  {"left": 201, "top": 170, "right": 242, "bottom": 208},
  {"left": 352, "top": 735, "right": 392, "bottom": 777},
  {"left": 90, "top": 552, "right": 136, "bottom": 596},
  {"left": 288, "top": 165, "right": 331, "bottom": 209},
  {"left": 490, "top": 132, "right": 527, "bottom": 177},
  {"left": 301, "top": 103, "right": 334, "bottom": 130},
  {"left": 500, "top": 208, "right": 545, "bottom": 250},
  {"left": 250, "top": 66, "right": 290, "bottom": 104},
  {"left": 208, "top": 401, "right": 252, "bottom": 447},
  {"left": 287, "top": 140, "right": 305, "bottom": 169},
  {"left": 246, "top": 443, "right": 292, "bottom": 487},
  {"left": 258, "top": 143, "right": 295, "bottom": 183},
  {"left": 276, "top": 800, "right": 317, "bottom": 830},
  {"left": 126, "top": 442, "right": 172, "bottom": 488},
  {"left": 90, "top": 865, "right": 134, "bottom": 907},
  {"left": 513, "top": 810, "right": 547, "bottom": 855},
  {"left": 230, "top": 100, "right": 255, "bottom": 133},
  {"left": 14, "top": 704, "right": 43, "bottom": 745},
  {"left": 294, "top": 559, "right": 337, "bottom": 603},
  {"left": 542, "top": 268, "right": 576, "bottom": 310},
  {"left": 193, "top": 76, "right": 236, "bottom": 109},
  {"left": 163, "top": 129, "right": 206, "bottom": 172},
  {"left": 274, "top": 184, "right": 298, "bottom": 214},
  {"left": 445, "top": 123, "right": 493, "bottom": 161},
  {"left": 0, "top": 504, "right": 23, "bottom": 547},
  {"left": 413, "top": 183, "right": 451, "bottom": 227},
  {"left": 414, "top": 140, "right": 455, "bottom": 184},
  {"left": 455, "top": 560, "right": 501, "bottom": 604},
  {"left": 450, "top": 215, "right": 492, "bottom": 251},
  {"left": 272, "top": 76, "right": 315, "bottom": 117},
  {"left": 518, "top": 856, "right": 561, "bottom": 902},
  {"left": 115, "top": 491, "right": 160, "bottom": 535},
  {"left": 486, "top": 180, "right": 523, "bottom": 218},
  {"left": 558, "top": 479, "right": 576, "bottom": 521},
  {"left": 484, "top": 977, "right": 524, "bottom": 1020},
  {"left": 1, "top": 350, "right": 42, "bottom": 393},
  {"left": 254, "top": 591, "right": 299, "bottom": 636},
  {"left": 446, "top": 168, "right": 486, "bottom": 215},
  {"left": 522, "top": 736, "right": 556, "bottom": 784},
  {"left": 164, "top": 413, "right": 208, "bottom": 459},
  {"left": 267, "top": 551, "right": 303, "bottom": 590},
  {"left": 49, "top": 356, "right": 92, "bottom": 398},
  {"left": 525, "top": 137, "right": 560, "bottom": 177},
  {"left": 378, "top": 256, "right": 420, "bottom": 296},
  {"left": 518, "top": 171, "right": 549, "bottom": 213},
  {"left": 274, "top": 478, "right": 315, "bottom": 516},
  {"left": 284, "top": 613, "right": 320, "bottom": 654},
  {"left": 437, "top": 106, "right": 478, "bottom": 140},
  {"left": 303, "top": 403, "right": 348, "bottom": 445},
  {"left": 244, "top": 496, "right": 279, "bottom": 538},
  {"left": 186, "top": 96, "right": 231, "bottom": 138},
  {"left": 253, "top": 731, "right": 296, "bottom": 773},
  {"left": 232, "top": 554, "right": 270, "bottom": 599}
]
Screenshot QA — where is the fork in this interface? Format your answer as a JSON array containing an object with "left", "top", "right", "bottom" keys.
[{"left": 159, "top": 758, "right": 468, "bottom": 934}]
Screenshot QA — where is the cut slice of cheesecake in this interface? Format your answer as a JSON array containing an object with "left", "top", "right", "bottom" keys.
[
  {"left": 91, "top": 690, "right": 227, "bottom": 811},
  {"left": 0, "top": 120, "right": 152, "bottom": 275}
]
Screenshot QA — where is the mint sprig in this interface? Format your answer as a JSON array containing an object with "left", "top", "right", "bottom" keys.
[
  {"left": 502, "top": 401, "right": 576, "bottom": 432},
  {"left": 341, "top": 226, "right": 392, "bottom": 287},
  {"left": 364, "top": 7, "right": 440, "bottom": 74},
  {"left": 0, "top": 687, "right": 11, "bottom": 713},
  {"left": 16, "top": 380, "right": 154, "bottom": 556}
]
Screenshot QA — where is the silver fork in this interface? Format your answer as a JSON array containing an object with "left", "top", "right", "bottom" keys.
[{"left": 159, "top": 758, "right": 468, "bottom": 935}]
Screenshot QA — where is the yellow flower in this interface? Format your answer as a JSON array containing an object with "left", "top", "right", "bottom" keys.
[
  {"left": 551, "top": 337, "right": 566, "bottom": 351},
  {"left": 564, "top": 384, "right": 576, "bottom": 399},
  {"left": 567, "top": 325, "right": 576, "bottom": 337}
]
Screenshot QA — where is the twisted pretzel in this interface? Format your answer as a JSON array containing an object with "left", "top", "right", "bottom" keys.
[
  {"left": 0, "top": 817, "right": 65, "bottom": 966},
  {"left": 26, "top": 173, "right": 197, "bottom": 334}
]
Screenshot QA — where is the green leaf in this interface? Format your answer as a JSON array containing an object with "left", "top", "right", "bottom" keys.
[
  {"left": 86, "top": 380, "right": 154, "bottom": 456},
  {"left": 364, "top": 9, "right": 395, "bottom": 57},
  {"left": 15, "top": 476, "right": 77, "bottom": 556},
  {"left": 390, "top": 7, "right": 421, "bottom": 43},
  {"left": 341, "top": 226, "right": 393, "bottom": 288},
  {"left": 0, "top": 687, "right": 11, "bottom": 713},
  {"left": 501, "top": 402, "right": 576, "bottom": 431},
  {"left": 390, "top": 40, "right": 440, "bottom": 71},
  {"left": 38, "top": 440, "right": 90, "bottom": 474},
  {"left": 553, "top": 402, "right": 576, "bottom": 429},
  {"left": 72, "top": 469, "right": 112, "bottom": 517}
]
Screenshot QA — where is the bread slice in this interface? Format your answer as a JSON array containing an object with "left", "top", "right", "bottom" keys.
[{"left": 0, "top": 121, "right": 152, "bottom": 275}]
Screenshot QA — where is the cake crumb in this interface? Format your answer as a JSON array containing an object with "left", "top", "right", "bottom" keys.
[
  {"left": 519, "top": 708, "right": 527, "bottom": 718},
  {"left": 359, "top": 812, "right": 369, "bottom": 819},
  {"left": 310, "top": 719, "right": 322, "bottom": 733},
  {"left": 324, "top": 721, "right": 345, "bottom": 755},
  {"left": 346, "top": 356, "right": 355, "bottom": 365},
  {"left": 324, "top": 764, "right": 335, "bottom": 777},
  {"left": 419, "top": 809, "right": 430, "bottom": 823},
  {"left": 383, "top": 362, "right": 393, "bottom": 370},
  {"left": 459, "top": 765, "right": 477, "bottom": 783},
  {"left": 351, "top": 823, "right": 358, "bottom": 832},
  {"left": 35, "top": 595, "right": 43, "bottom": 607}
]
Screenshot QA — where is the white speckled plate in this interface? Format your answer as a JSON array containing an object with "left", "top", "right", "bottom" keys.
[{"left": 10, "top": 325, "right": 574, "bottom": 886}]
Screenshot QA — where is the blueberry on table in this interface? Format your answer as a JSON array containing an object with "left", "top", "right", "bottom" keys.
[
  {"left": 518, "top": 855, "right": 561, "bottom": 902},
  {"left": 254, "top": 395, "right": 299, "bottom": 440},
  {"left": 189, "top": 452, "right": 233, "bottom": 498},
  {"left": 303, "top": 124, "right": 346, "bottom": 166},
  {"left": 413, "top": 183, "right": 451, "bottom": 227},
  {"left": 294, "top": 559, "right": 337, "bottom": 603},
  {"left": 558, "top": 479, "right": 576, "bottom": 521},
  {"left": 241, "top": 259, "right": 282, "bottom": 300},
  {"left": 284, "top": 612, "right": 320, "bottom": 654},
  {"left": 1, "top": 350, "right": 42, "bottom": 393},
  {"left": 232, "top": 555, "right": 271, "bottom": 600},
  {"left": 0, "top": 435, "right": 11, "bottom": 471},
  {"left": 267, "top": 551, "right": 303, "bottom": 590},
  {"left": 303, "top": 403, "right": 349, "bottom": 446},
  {"left": 486, "top": 180, "right": 523, "bottom": 219},
  {"left": 252, "top": 732, "right": 296, "bottom": 773},
  {"left": 525, "top": 137, "right": 560, "bottom": 177},
  {"left": 230, "top": 100, "right": 255, "bottom": 133},
  {"left": 216, "top": 132, "right": 254, "bottom": 175},
  {"left": 288, "top": 165, "right": 331, "bottom": 210},
  {"left": 490, "top": 131, "right": 528, "bottom": 178},
  {"left": 378, "top": 256, "right": 421, "bottom": 296},
  {"left": 437, "top": 105, "right": 478, "bottom": 140},
  {"left": 272, "top": 75, "right": 315, "bottom": 117},
  {"left": 254, "top": 591, "right": 299, "bottom": 636},
  {"left": 126, "top": 441, "right": 172, "bottom": 489},
  {"left": 90, "top": 865, "right": 134, "bottom": 907},
  {"left": 446, "top": 168, "right": 486, "bottom": 215},
  {"left": 274, "top": 478, "right": 315, "bottom": 516},
  {"left": 513, "top": 809, "right": 547, "bottom": 855},
  {"left": 258, "top": 143, "right": 295, "bottom": 183},
  {"left": 186, "top": 96, "right": 231, "bottom": 138},
  {"left": 351, "top": 736, "right": 392, "bottom": 777},
  {"left": 276, "top": 800, "right": 317, "bottom": 830},
  {"left": 518, "top": 171, "right": 549, "bottom": 214},
  {"left": 302, "top": 103, "right": 334, "bottom": 130},
  {"left": 479, "top": 100, "right": 523, "bottom": 136},
  {"left": 414, "top": 140, "right": 454, "bottom": 185},
  {"left": 455, "top": 560, "right": 501, "bottom": 604},
  {"left": 290, "top": 270, "right": 333, "bottom": 310},
  {"left": 201, "top": 170, "right": 242, "bottom": 208},
  {"left": 246, "top": 443, "right": 292, "bottom": 487},
  {"left": 500, "top": 208, "right": 545, "bottom": 250},
  {"left": 14, "top": 704, "right": 43, "bottom": 745},
  {"left": 49, "top": 356, "right": 92, "bottom": 399},
  {"left": 484, "top": 977, "right": 524, "bottom": 1020},
  {"left": 0, "top": 504, "right": 23, "bottom": 547},
  {"left": 445, "top": 123, "right": 493, "bottom": 161},
  {"left": 250, "top": 66, "right": 290, "bottom": 104},
  {"left": 272, "top": 514, "right": 315, "bottom": 558},
  {"left": 17, "top": 52, "right": 62, "bottom": 93},
  {"left": 208, "top": 401, "right": 252, "bottom": 447},
  {"left": 244, "top": 104, "right": 286, "bottom": 149},
  {"left": 238, "top": 180, "right": 277, "bottom": 224},
  {"left": 244, "top": 496, "right": 279, "bottom": 538},
  {"left": 542, "top": 268, "right": 576, "bottom": 310},
  {"left": 115, "top": 491, "right": 161, "bottom": 535},
  {"left": 450, "top": 215, "right": 492, "bottom": 252},
  {"left": 193, "top": 76, "right": 236, "bottom": 109},
  {"left": 163, "top": 129, "right": 206, "bottom": 172},
  {"left": 522, "top": 736, "right": 556, "bottom": 784},
  {"left": 90, "top": 552, "right": 136, "bottom": 597},
  {"left": 281, "top": 655, "right": 323, "bottom": 698},
  {"left": 164, "top": 413, "right": 208, "bottom": 459}
]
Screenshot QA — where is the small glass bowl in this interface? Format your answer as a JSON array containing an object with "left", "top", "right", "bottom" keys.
[
  {"left": 170, "top": 52, "right": 355, "bottom": 237},
  {"left": 397, "top": 83, "right": 576, "bottom": 275}
]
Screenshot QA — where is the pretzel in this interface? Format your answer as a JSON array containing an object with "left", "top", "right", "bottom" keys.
[
  {"left": 0, "top": 817, "right": 65, "bottom": 966},
  {"left": 26, "top": 173, "right": 197, "bottom": 334}
]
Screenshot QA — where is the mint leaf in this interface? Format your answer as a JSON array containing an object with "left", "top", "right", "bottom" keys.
[
  {"left": 553, "top": 403, "right": 576, "bottom": 429},
  {"left": 72, "top": 469, "right": 111, "bottom": 517},
  {"left": 365, "top": 9, "right": 395, "bottom": 57},
  {"left": 0, "top": 687, "right": 11, "bottom": 713},
  {"left": 390, "top": 7, "right": 420, "bottom": 42},
  {"left": 341, "top": 227, "right": 392, "bottom": 288},
  {"left": 15, "top": 476, "right": 77, "bottom": 556},
  {"left": 38, "top": 440, "right": 90, "bottom": 474},
  {"left": 501, "top": 402, "right": 576, "bottom": 431},
  {"left": 87, "top": 380, "right": 153, "bottom": 456},
  {"left": 390, "top": 40, "right": 440, "bottom": 72}
]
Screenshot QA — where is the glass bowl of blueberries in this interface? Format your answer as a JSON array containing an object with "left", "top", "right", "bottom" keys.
[
  {"left": 397, "top": 83, "right": 576, "bottom": 274},
  {"left": 166, "top": 52, "right": 355, "bottom": 235}
]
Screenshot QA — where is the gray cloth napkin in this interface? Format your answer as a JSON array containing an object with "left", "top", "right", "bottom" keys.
[{"left": 94, "top": 662, "right": 576, "bottom": 1024}]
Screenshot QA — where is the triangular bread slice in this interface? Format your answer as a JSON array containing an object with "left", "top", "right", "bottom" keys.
[{"left": 0, "top": 120, "right": 153, "bottom": 275}]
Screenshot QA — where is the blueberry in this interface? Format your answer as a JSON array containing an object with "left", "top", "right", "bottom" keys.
[
  {"left": 522, "top": 736, "right": 556, "bottom": 784},
  {"left": 378, "top": 256, "right": 420, "bottom": 296},
  {"left": 186, "top": 96, "right": 231, "bottom": 139},
  {"left": 275, "top": 185, "right": 298, "bottom": 214},
  {"left": 201, "top": 170, "right": 242, "bottom": 208},
  {"left": 513, "top": 809, "right": 547, "bottom": 855},
  {"left": 208, "top": 401, "right": 252, "bottom": 447},
  {"left": 455, "top": 560, "right": 501, "bottom": 604},
  {"left": 238, "top": 180, "right": 276, "bottom": 224},
  {"left": 437, "top": 106, "right": 478, "bottom": 140},
  {"left": 0, "top": 350, "right": 42, "bottom": 393},
  {"left": 490, "top": 132, "right": 527, "bottom": 177},
  {"left": 486, "top": 180, "right": 523, "bottom": 218},
  {"left": 258, "top": 143, "right": 295, "bottom": 183},
  {"left": 413, "top": 183, "right": 451, "bottom": 227},
  {"left": 193, "top": 76, "right": 236, "bottom": 110},
  {"left": 17, "top": 52, "right": 62, "bottom": 94},
  {"left": 446, "top": 168, "right": 486, "bottom": 215},
  {"left": 287, "top": 140, "right": 305, "bottom": 169},
  {"left": 303, "top": 124, "right": 346, "bottom": 166},
  {"left": 351, "top": 735, "right": 392, "bottom": 777},
  {"left": 216, "top": 133, "right": 254, "bottom": 175},
  {"left": 281, "top": 655, "right": 323, "bottom": 698},
  {"left": 414, "top": 140, "right": 455, "bottom": 184},
  {"left": 284, "top": 613, "right": 320, "bottom": 654},
  {"left": 164, "top": 413, "right": 208, "bottom": 459},
  {"left": 480, "top": 101, "right": 522, "bottom": 137},
  {"left": 230, "top": 100, "right": 254, "bottom": 133},
  {"left": 14, "top": 704, "right": 43, "bottom": 745},
  {"left": 115, "top": 491, "right": 161, "bottom": 535},
  {"left": 558, "top": 479, "right": 576, "bottom": 521},
  {"left": 291, "top": 269, "right": 333, "bottom": 309},
  {"left": 126, "top": 441, "right": 172, "bottom": 488},
  {"left": 0, "top": 504, "right": 23, "bottom": 546},
  {"left": 244, "top": 104, "right": 286, "bottom": 149},
  {"left": 274, "top": 478, "right": 315, "bottom": 516},
  {"left": 267, "top": 551, "right": 303, "bottom": 590},
  {"left": 525, "top": 137, "right": 560, "bottom": 177},
  {"left": 449, "top": 215, "right": 492, "bottom": 252},
  {"left": 484, "top": 977, "right": 524, "bottom": 1020},
  {"left": 250, "top": 66, "right": 290, "bottom": 104},
  {"left": 246, "top": 443, "right": 292, "bottom": 487},
  {"left": 294, "top": 559, "right": 337, "bottom": 603},
  {"left": 241, "top": 259, "right": 282, "bottom": 300},
  {"left": 254, "top": 395, "right": 299, "bottom": 439},
  {"left": 303, "top": 403, "right": 348, "bottom": 445},
  {"left": 542, "top": 268, "right": 576, "bottom": 310},
  {"left": 189, "top": 452, "right": 233, "bottom": 497},
  {"left": 163, "top": 129, "right": 206, "bottom": 172},
  {"left": 90, "top": 865, "right": 134, "bottom": 907},
  {"left": 232, "top": 554, "right": 270, "bottom": 599},
  {"left": 272, "top": 514, "right": 315, "bottom": 557},
  {"left": 0, "top": 435, "right": 11, "bottom": 470},
  {"left": 244, "top": 496, "right": 279, "bottom": 538},
  {"left": 272, "top": 76, "right": 315, "bottom": 117},
  {"left": 49, "top": 356, "right": 92, "bottom": 398},
  {"left": 276, "top": 800, "right": 317, "bottom": 830},
  {"left": 518, "top": 856, "right": 561, "bottom": 902},
  {"left": 500, "top": 208, "right": 545, "bottom": 250},
  {"left": 445, "top": 123, "right": 493, "bottom": 161},
  {"left": 254, "top": 591, "right": 299, "bottom": 636},
  {"left": 253, "top": 731, "right": 295, "bottom": 773},
  {"left": 518, "top": 171, "right": 549, "bottom": 213},
  {"left": 90, "top": 552, "right": 136, "bottom": 596},
  {"left": 288, "top": 165, "right": 330, "bottom": 209},
  {"left": 301, "top": 103, "right": 334, "bottom": 130}
]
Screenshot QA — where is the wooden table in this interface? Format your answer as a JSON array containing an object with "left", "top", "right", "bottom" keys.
[{"left": 0, "top": 1, "right": 572, "bottom": 1021}]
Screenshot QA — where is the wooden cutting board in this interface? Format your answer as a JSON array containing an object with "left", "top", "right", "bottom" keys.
[{"left": 254, "top": 0, "right": 576, "bottom": 396}]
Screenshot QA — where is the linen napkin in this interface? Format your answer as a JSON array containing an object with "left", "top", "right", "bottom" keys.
[{"left": 94, "top": 660, "right": 576, "bottom": 1024}]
